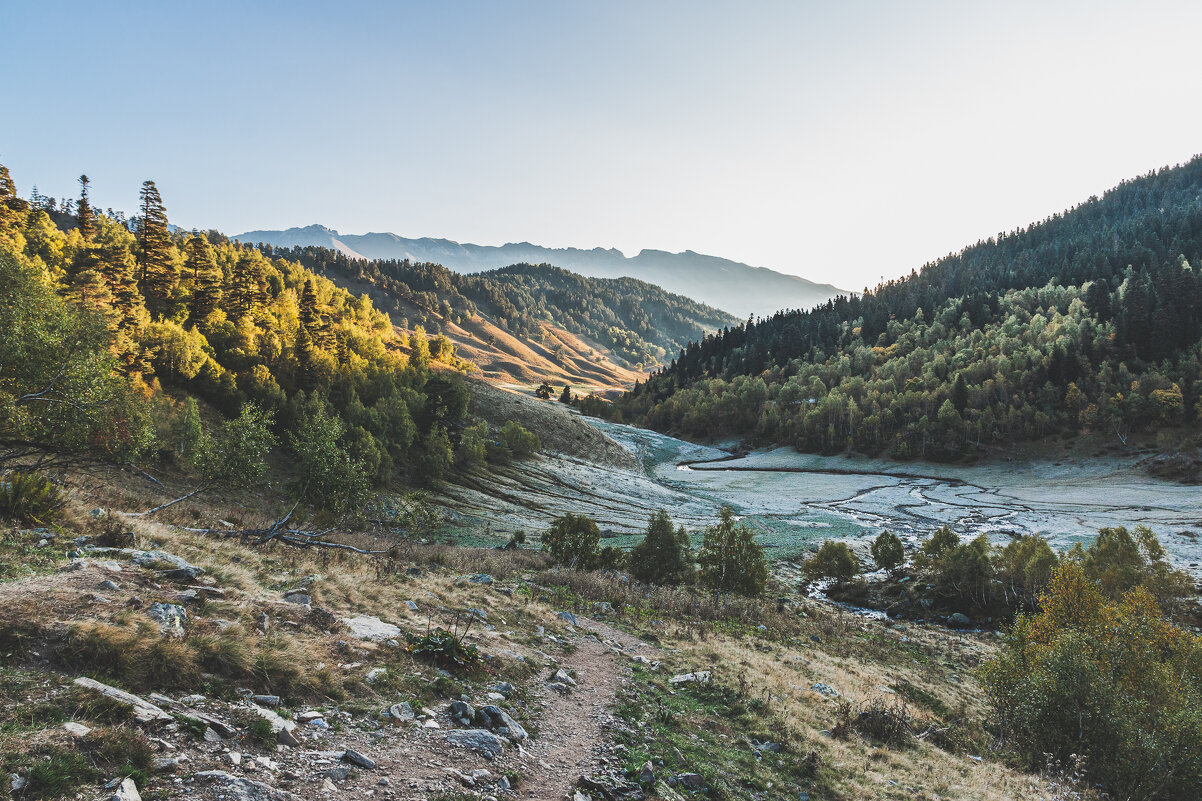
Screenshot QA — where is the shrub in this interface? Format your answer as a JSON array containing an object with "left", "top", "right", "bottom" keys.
[
  {"left": 542, "top": 513, "right": 601, "bottom": 570},
  {"left": 981, "top": 563, "right": 1202, "bottom": 801},
  {"left": 0, "top": 471, "right": 62, "bottom": 525},
  {"left": 803, "top": 540, "right": 860, "bottom": 586},
  {"left": 697, "top": 506, "right": 768, "bottom": 599},
  {"left": 869, "top": 530, "right": 904, "bottom": 573},
  {"left": 629, "top": 509, "right": 695, "bottom": 585},
  {"left": 406, "top": 627, "right": 481, "bottom": 672},
  {"left": 288, "top": 399, "right": 371, "bottom": 518},
  {"left": 499, "top": 420, "right": 540, "bottom": 457}
]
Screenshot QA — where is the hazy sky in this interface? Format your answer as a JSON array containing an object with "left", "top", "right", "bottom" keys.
[{"left": 5, "top": 1, "right": 1202, "bottom": 289}]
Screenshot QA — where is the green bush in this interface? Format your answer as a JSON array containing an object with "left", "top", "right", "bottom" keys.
[
  {"left": 629, "top": 509, "right": 695, "bottom": 585},
  {"left": 288, "top": 398, "right": 371, "bottom": 518},
  {"left": 869, "top": 530, "right": 904, "bottom": 573},
  {"left": 542, "top": 513, "right": 601, "bottom": 570},
  {"left": 697, "top": 505, "right": 768, "bottom": 599},
  {"left": 981, "top": 563, "right": 1202, "bottom": 801},
  {"left": 0, "top": 471, "right": 62, "bottom": 525},
  {"left": 498, "top": 420, "right": 540, "bottom": 457},
  {"left": 406, "top": 628, "right": 481, "bottom": 672},
  {"left": 803, "top": 540, "right": 860, "bottom": 586}
]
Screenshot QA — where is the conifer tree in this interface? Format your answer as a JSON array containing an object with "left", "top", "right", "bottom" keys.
[
  {"left": 228, "top": 251, "right": 268, "bottom": 317},
  {"left": 136, "top": 180, "right": 176, "bottom": 316},
  {"left": 183, "top": 235, "right": 222, "bottom": 323},
  {"left": 76, "top": 175, "right": 94, "bottom": 241}
]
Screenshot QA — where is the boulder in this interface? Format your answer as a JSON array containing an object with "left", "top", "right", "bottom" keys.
[
  {"left": 388, "top": 701, "right": 415, "bottom": 722},
  {"left": 342, "top": 615, "right": 401, "bottom": 642},
  {"left": 73, "top": 678, "right": 172, "bottom": 724},
  {"left": 810, "top": 682, "right": 839, "bottom": 698},
  {"left": 556, "top": 611, "right": 578, "bottom": 626},
  {"left": 446, "top": 729, "right": 505, "bottom": 759},
  {"left": 448, "top": 700, "right": 475, "bottom": 727},
  {"left": 552, "top": 669, "right": 577, "bottom": 687},
  {"left": 476, "top": 705, "right": 528, "bottom": 742},
  {"left": 948, "top": 612, "right": 972, "bottom": 627}
]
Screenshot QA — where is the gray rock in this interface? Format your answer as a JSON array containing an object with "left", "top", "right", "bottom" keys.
[
  {"left": 323, "top": 765, "right": 351, "bottom": 781},
  {"left": 446, "top": 729, "right": 505, "bottom": 759},
  {"left": 365, "top": 667, "right": 387, "bottom": 684},
  {"left": 468, "top": 573, "right": 494, "bottom": 584},
  {"left": 405, "top": 600, "right": 419, "bottom": 612},
  {"left": 592, "top": 601, "right": 615, "bottom": 615},
  {"left": 476, "top": 705, "right": 528, "bottom": 742},
  {"left": 673, "top": 773, "right": 705, "bottom": 790},
  {"left": 638, "top": 761, "right": 655, "bottom": 784},
  {"left": 467, "top": 607, "right": 488, "bottom": 621},
  {"left": 61, "top": 721, "right": 91, "bottom": 737},
  {"left": 668, "top": 671, "right": 710, "bottom": 686},
  {"left": 449, "top": 700, "right": 476, "bottom": 727},
  {"left": 389, "top": 701, "right": 415, "bottom": 721},
  {"left": 341, "top": 615, "right": 401, "bottom": 642},
  {"left": 193, "top": 770, "right": 301, "bottom": 800},
  {"left": 283, "top": 591, "right": 311, "bottom": 606},
  {"left": 252, "top": 695, "right": 281, "bottom": 708},
  {"left": 489, "top": 682, "right": 515, "bottom": 698},
  {"left": 73, "top": 677, "right": 172, "bottom": 724},
  {"left": 99, "top": 579, "right": 121, "bottom": 591},
  {"left": 810, "top": 682, "right": 840, "bottom": 698},
  {"left": 147, "top": 602, "right": 187, "bottom": 635},
  {"left": 552, "top": 668, "right": 577, "bottom": 687},
  {"left": 248, "top": 704, "right": 300, "bottom": 747},
  {"left": 556, "top": 610, "right": 578, "bottom": 626},
  {"left": 342, "top": 749, "right": 375, "bottom": 769},
  {"left": 949, "top": 612, "right": 972, "bottom": 627},
  {"left": 108, "top": 777, "right": 141, "bottom": 801},
  {"left": 153, "top": 756, "right": 182, "bottom": 773}
]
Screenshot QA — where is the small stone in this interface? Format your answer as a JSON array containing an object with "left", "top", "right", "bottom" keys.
[
  {"left": 810, "top": 682, "right": 839, "bottom": 698},
  {"left": 446, "top": 729, "right": 505, "bottom": 758},
  {"left": 252, "top": 695, "right": 281, "bottom": 707},
  {"left": 323, "top": 766, "right": 351, "bottom": 781},
  {"left": 377, "top": 777, "right": 390, "bottom": 786},
  {"left": 405, "top": 600, "right": 419, "bottom": 612},
  {"left": 224, "top": 751, "right": 242, "bottom": 766},
  {"left": 552, "top": 669, "right": 577, "bottom": 687},
  {"left": 674, "top": 773, "right": 705, "bottom": 790},
  {"left": 62, "top": 721, "right": 91, "bottom": 737},
  {"left": 146, "top": 602, "right": 187, "bottom": 636},
  {"left": 109, "top": 776, "right": 142, "bottom": 801},
  {"left": 555, "top": 611, "right": 578, "bottom": 626},
  {"left": 388, "top": 701, "right": 415, "bottom": 721},
  {"left": 638, "top": 761, "right": 655, "bottom": 784},
  {"left": 365, "top": 668, "right": 388, "bottom": 684},
  {"left": 668, "top": 671, "right": 710, "bottom": 686},
  {"left": 99, "top": 579, "right": 121, "bottom": 591},
  {"left": 343, "top": 749, "right": 375, "bottom": 769}
]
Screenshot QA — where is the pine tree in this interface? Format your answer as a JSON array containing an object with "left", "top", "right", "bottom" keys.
[
  {"left": 299, "top": 278, "right": 323, "bottom": 343},
  {"left": 629, "top": 509, "right": 694, "bottom": 585},
  {"left": 76, "top": 175, "right": 94, "bottom": 241},
  {"left": 183, "top": 235, "right": 222, "bottom": 323},
  {"left": 228, "top": 251, "right": 268, "bottom": 317},
  {"left": 698, "top": 505, "right": 768, "bottom": 600},
  {"left": 137, "top": 180, "right": 176, "bottom": 316}
]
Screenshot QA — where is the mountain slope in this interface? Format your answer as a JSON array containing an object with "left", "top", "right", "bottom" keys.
[
  {"left": 233, "top": 224, "right": 846, "bottom": 318},
  {"left": 616, "top": 156, "right": 1202, "bottom": 460},
  {"left": 261, "top": 244, "right": 739, "bottom": 380}
]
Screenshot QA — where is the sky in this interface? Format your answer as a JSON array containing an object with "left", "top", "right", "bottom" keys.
[{"left": 4, "top": 0, "right": 1202, "bottom": 290}]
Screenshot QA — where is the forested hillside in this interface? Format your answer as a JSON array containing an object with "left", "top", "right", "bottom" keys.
[
  {"left": 616, "top": 157, "right": 1202, "bottom": 459},
  {"left": 0, "top": 164, "right": 543, "bottom": 511},
  {"left": 258, "top": 244, "right": 738, "bottom": 370}
]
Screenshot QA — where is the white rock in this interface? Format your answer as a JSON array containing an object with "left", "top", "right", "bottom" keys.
[{"left": 341, "top": 615, "right": 401, "bottom": 642}]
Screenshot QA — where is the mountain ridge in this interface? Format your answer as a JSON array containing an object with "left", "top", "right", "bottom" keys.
[{"left": 232, "top": 224, "right": 846, "bottom": 319}]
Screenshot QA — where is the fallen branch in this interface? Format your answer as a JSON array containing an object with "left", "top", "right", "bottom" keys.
[
  {"left": 122, "top": 484, "right": 210, "bottom": 517},
  {"left": 177, "top": 502, "right": 387, "bottom": 554}
]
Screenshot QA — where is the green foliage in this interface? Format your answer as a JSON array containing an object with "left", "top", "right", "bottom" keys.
[
  {"left": 1073, "top": 525, "right": 1194, "bottom": 611},
  {"left": 869, "top": 530, "right": 904, "bottom": 572},
  {"left": 803, "top": 540, "right": 860, "bottom": 585},
  {"left": 620, "top": 157, "right": 1202, "bottom": 456},
  {"left": 498, "top": 420, "right": 540, "bottom": 457},
  {"left": 629, "top": 509, "right": 695, "bottom": 585},
  {"left": 542, "top": 513, "right": 602, "bottom": 570},
  {"left": 697, "top": 506, "right": 768, "bottom": 598},
  {"left": 415, "top": 425, "right": 453, "bottom": 486},
  {"left": 456, "top": 421, "right": 488, "bottom": 468},
  {"left": 405, "top": 628, "right": 481, "bottom": 672},
  {"left": 288, "top": 399, "right": 371, "bottom": 518},
  {"left": 981, "top": 564, "right": 1202, "bottom": 801},
  {"left": 0, "top": 252, "right": 152, "bottom": 466},
  {"left": 195, "top": 402, "right": 276, "bottom": 486},
  {"left": 0, "top": 471, "right": 62, "bottom": 525}
]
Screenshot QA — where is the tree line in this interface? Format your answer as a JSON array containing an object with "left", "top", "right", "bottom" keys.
[{"left": 614, "top": 156, "right": 1202, "bottom": 458}]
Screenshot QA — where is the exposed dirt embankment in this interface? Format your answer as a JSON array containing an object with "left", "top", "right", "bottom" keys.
[{"left": 468, "top": 380, "right": 636, "bottom": 470}]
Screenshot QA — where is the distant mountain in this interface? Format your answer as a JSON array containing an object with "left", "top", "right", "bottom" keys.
[{"left": 232, "top": 224, "right": 846, "bottom": 318}]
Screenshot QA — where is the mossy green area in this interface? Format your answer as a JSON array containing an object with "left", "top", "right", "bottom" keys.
[{"left": 610, "top": 664, "right": 836, "bottom": 801}]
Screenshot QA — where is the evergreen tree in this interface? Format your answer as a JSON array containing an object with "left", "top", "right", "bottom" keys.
[
  {"left": 136, "top": 180, "right": 176, "bottom": 316},
  {"left": 697, "top": 505, "right": 768, "bottom": 599},
  {"left": 629, "top": 509, "right": 694, "bottom": 585},
  {"left": 559, "top": 384, "right": 572, "bottom": 403},
  {"left": 183, "top": 235, "right": 222, "bottom": 323},
  {"left": 228, "top": 250, "right": 268, "bottom": 317},
  {"left": 76, "top": 175, "right": 94, "bottom": 241}
]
